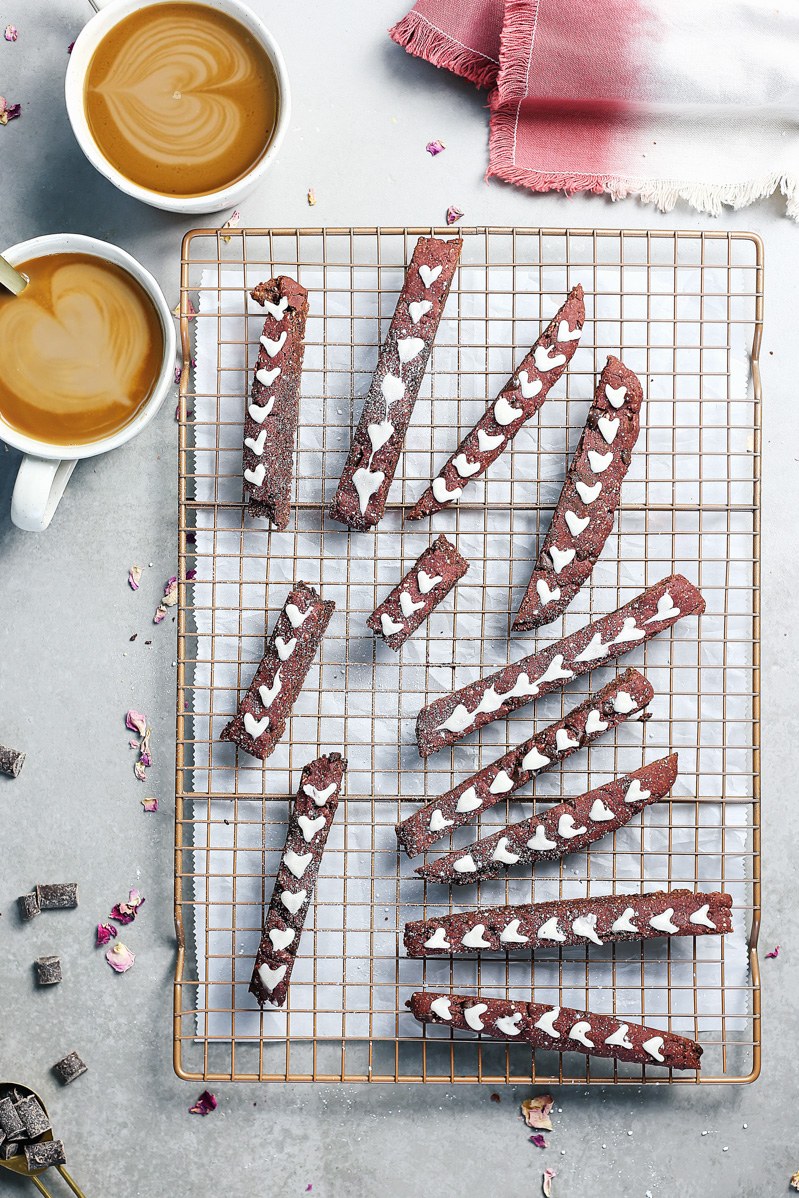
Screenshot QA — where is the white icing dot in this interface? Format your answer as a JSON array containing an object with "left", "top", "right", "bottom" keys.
[
  {"left": 245, "top": 428, "right": 267, "bottom": 456},
  {"left": 399, "top": 590, "right": 424, "bottom": 618},
  {"left": 555, "top": 727, "right": 579, "bottom": 752},
  {"left": 284, "top": 849, "right": 312, "bottom": 879},
  {"left": 611, "top": 907, "right": 638, "bottom": 934},
  {"left": 430, "top": 995, "right": 452, "bottom": 1019},
  {"left": 557, "top": 812, "right": 587, "bottom": 839},
  {"left": 605, "top": 384, "right": 627, "bottom": 408},
  {"left": 453, "top": 854, "right": 477, "bottom": 874},
  {"left": 286, "top": 602, "right": 311, "bottom": 628},
  {"left": 564, "top": 510, "right": 590, "bottom": 537},
  {"left": 303, "top": 782, "right": 337, "bottom": 806},
  {"left": 489, "top": 769, "right": 514, "bottom": 794},
  {"left": 260, "top": 330, "right": 287, "bottom": 357},
  {"left": 589, "top": 798, "right": 615, "bottom": 822},
  {"left": 432, "top": 475, "right": 462, "bottom": 504},
  {"left": 455, "top": 787, "right": 482, "bottom": 813},
  {"left": 397, "top": 336, "right": 425, "bottom": 363},
  {"left": 244, "top": 463, "right": 266, "bottom": 487},
  {"left": 574, "top": 633, "right": 608, "bottom": 664},
  {"left": 521, "top": 745, "right": 551, "bottom": 771},
  {"left": 477, "top": 428, "right": 504, "bottom": 453},
  {"left": 534, "top": 344, "right": 566, "bottom": 372},
  {"left": 538, "top": 917, "right": 566, "bottom": 943},
  {"left": 494, "top": 394, "right": 525, "bottom": 426},
  {"left": 464, "top": 1003, "right": 488, "bottom": 1031},
  {"left": 462, "top": 924, "right": 492, "bottom": 948},
  {"left": 518, "top": 369, "right": 543, "bottom": 399},
  {"left": 496, "top": 1012, "right": 522, "bottom": 1036},
  {"left": 417, "top": 570, "right": 442, "bottom": 594},
  {"left": 256, "top": 365, "right": 280, "bottom": 388},
  {"left": 527, "top": 825, "right": 557, "bottom": 852},
  {"left": 584, "top": 709, "right": 609, "bottom": 735},
  {"left": 491, "top": 837, "right": 520, "bottom": 865},
  {"left": 297, "top": 814, "right": 326, "bottom": 843},
  {"left": 425, "top": 928, "right": 452, "bottom": 951},
  {"left": 428, "top": 808, "right": 454, "bottom": 833},
  {"left": 569, "top": 1020, "right": 595, "bottom": 1047},
  {"left": 550, "top": 546, "right": 576, "bottom": 574},
  {"left": 575, "top": 479, "right": 602, "bottom": 504},
  {"left": 419, "top": 263, "right": 443, "bottom": 289},
  {"left": 243, "top": 711, "right": 269, "bottom": 738},
  {"left": 689, "top": 904, "right": 716, "bottom": 929},
  {"left": 452, "top": 453, "right": 481, "bottom": 478},
  {"left": 534, "top": 1007, "right": 561, "bottom": 1038},
  {"left": 588, "top": 449, "right": 613, "bottom": 473},
  {"left": 268, "top": 927, "right": 295, "bottom": 951},
  {"left": 642, "top": 1035, "right": 665, "bottom": 1062},
  {"left": 624, "top": 777, "right": 651, "bottom": 804},
  {"left": 408, "top": 299, "right": 432, "bottom": 324},
  {"left": 645, "top": 591, "right": 681, "bottom": 623},
  {"left": 605, "top": 1023, "right": 633, "bottom": 1049},
  {"left": 649, "top": 908, "right": 679, "bottom": 934},
  {"left": 597, "top": 416, "right": 620, "bottom": 444},
  {"left": 248, "top": 398, "right": 275, "bottom": 423},
  {"left": 280, "top": 889, "right": 306, "bottom": 915},
  {"left": 536, "top": 578, "right": 561, "bottom": 605},
  {"left": 258, "top": 962, "right": 287, "bottom": 989},
  {"left": 572, "top": 914, "right": 603, "bottom": 945},
  {"left": 500, "top": 918, "right": 529, "bottom": 945},
  {"left": 275, "top": 635, "right": 296, "bottom": 660}
]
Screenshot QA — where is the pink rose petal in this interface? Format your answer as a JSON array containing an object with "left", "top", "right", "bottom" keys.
[
  {"left": 128, "top": 565, "right": 142, "bottom": 591},
  {"left": 530, "top": 1134, "right": 548, "bottom": 1149},
  {"left": 134, "top": 761, "right": 147, "bottom": 782},
  {"left": 189, "top": 1091, "right": 217, "bottom": 1115},
  {"left": 446, "top": 205, "right": 464, "bottom": 225},
  {"left": 142, "top": 797, "right": 158, "bottom": 812},
  {"left": 96, "top": 922, "right": 117, "bottom": 946},
  {"left": 766, "top": 945, "right": 780, "bottom": 958},
  {"left": 4, "top": 25, "right": 18, "bottom": 41},
  {"left": 106, "top": 943, "right": 135, "bottom": 973},
  {"left": 126, "top": 710, "right": 147, "bottom": 736},
  {"left": 221, "top": 210, "right": 240, "bottom": 242},
  {"left": 426, "top": 140, "right": 445, "bottom": 156},
  {"left": 543, "top": 1168, "right": 556, "bottom": 1197},
  {"left": 522, "top": 1095, "right": 555, "bottom": 1131}
]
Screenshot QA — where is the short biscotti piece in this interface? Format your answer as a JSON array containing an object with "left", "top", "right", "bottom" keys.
[
  {"left": 404, "top": 888, "right": 733, "bottom": 956},
  {"left": 220, "top": 582, "right": 334, "bottom": 760},
  {"left": 514, "top": 356, "right": 644, "bottom": 631},
  {"left": 415, "top": 574, "right": 704, "bottom": 757},
  {"left": 367, "top": 534, "right": 469, "bottom": 651},
  {"left": 245, "top": 276, "right": 309, "bottom": 528},
  {"left": 407, "top": 992, "right": 702, "bottom": 1071},
  {"left": 415, "top": 753, "right": 677, "bottom": 885},
  {"left": 249, "top": 753, "right": 346, "bottom": 1007},
  {"left": 397, "top": 667, "right": 652, "bottom": 858},
  {"left": 407, "top": 285, "right": 585, "bottom": 520},
  {"left": 328, "top": 236, "right": 462, "bottom": 532}
]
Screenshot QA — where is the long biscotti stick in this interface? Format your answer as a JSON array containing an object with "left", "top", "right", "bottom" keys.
[
  {"left": 407, "top": 992, "right": 702, "bottom": 1071},
  {"left": 367, "top": 533, "right": 469, "bottom": 651},
  {"left": 245, "top": 276, "right": 309, "bottom": 527},
  {"left": 415, "top": 574, "right": 704, "bottom": 757},
  {"left": 250, "top": 753, "right": 346, "bottom": 1007},
  {"left": 328, "top": 236, "right": 462, "bottom": 532},
  {"left": 397, "top": 668, "right": 652, "bottom": 858},
  {"left": 514, "top": 356, "right": 644, "bottom": 631},
  {"left": 404, "top": 888, "right": 732, "bottom": 956},
  {"left": 415, "top": 753, "right": 677, "bottom": 885},
  {"left": 406, "top": 285, "right": 585, "bottom": 520},
  {"left": 220, "top": 582, "right": 334, "bottom": 760}
]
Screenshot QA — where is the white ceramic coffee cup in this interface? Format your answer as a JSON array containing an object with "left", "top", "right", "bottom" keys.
[
  {"left": 65, "top": 0, "right": 291, "bottom": 215},
  {"left": 2, "top": 233, "right": 176, "bottom": 532}
]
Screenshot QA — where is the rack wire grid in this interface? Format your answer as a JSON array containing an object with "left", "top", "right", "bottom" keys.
[{"left": 174, "top": 227, "right": 761, "bottom": 1085}]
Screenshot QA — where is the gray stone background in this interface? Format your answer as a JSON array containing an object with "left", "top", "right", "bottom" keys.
[{"left": 0, "top": 1, "right": 795, "bottom": 1194}]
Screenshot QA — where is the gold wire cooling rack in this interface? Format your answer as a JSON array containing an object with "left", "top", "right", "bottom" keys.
[{"left": 174, "top": 227, "right": 761, "bottom": 1085}]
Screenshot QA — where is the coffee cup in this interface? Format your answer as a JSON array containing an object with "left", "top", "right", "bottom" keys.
[
  {"left": 1, "top": 233, "right": 176, "bottom": 532},
  {"left": 65, "top": 0, "right": 291, "bottom": 215}
]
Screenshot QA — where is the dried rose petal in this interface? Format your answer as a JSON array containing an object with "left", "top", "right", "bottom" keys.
[
  {"left": 96, "top": 922, "right": 117, "bottom": 946},
  {"left": 134, "top": 761, "right": 147, "bottom": 782},
  {"left": 189, "top": 1091, "right": 217, "bottom": 1115},
  {"left": 791, "top": 1170, "right": 799, "bottom": 1192},
  {"left": 110, "top": 890, "right": 145, "bottom": 925},
  {"left": 163, "top": 577, "right": 178, "bottom": 605},
  {"left": 142, "top": 797, "right": 158, "bottom": 812},
  {"left": 126, "top": 710, "right": 147, "bottom": 736},
  {"left": 543, "top": 1168, "right": 556, "bottom": 1197},
  {"left": 106, "top": 943, "right": 135, "bottom": 973},
  {"left": 128, "top": 565, "right": 142, "bottom": 591},
  {"left": 766, "top": 945, "right": 780, "bottom": 958},
  {"left": 67, "top": 40, "right": 75, "bottom": 53},
  {"left": 172, "top": 297, "right": 196, "bottom": 320},
  {"left": 490, "top": 1093, "right": 501, "bottom": 1103},
  {"left": 426, "top": 139, "right": 445, "bottom": 156},
  {"left": 4, "top": 25, "right": 18, "bottom": 41},
  {"left": 522, "top": 1095, "right": 555, "bottom": 1130},
  {"left": 221, "top": 210, "right": 240, "bottom": 243},
  {"left": 140, "top": 750, "right": 152, "bottom": 768},
  {"left": 307, "top": 187, "right": 317, "bottom": 206},
  {"left": 174, "top": 366, "right": 182, "bottom": 386},
  {"left": 185, "top": 569, "right": 197, "bottom": 581},
  {"left": 446, "top": 205, "right": 464, "bottom": 225},
  {"left": 530, "top": 1134, "right": 548, "bottom": 1149}
]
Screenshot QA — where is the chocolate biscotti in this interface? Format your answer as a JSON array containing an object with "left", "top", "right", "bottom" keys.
[
  {"left": 415, "top": 574, "right": 705, "bottom": 757},
  {"left": 220, "top": 582, "right": 334, "bottom": 759},
  {"left": 404, "top": 889, "right": 733, "bottom": 956},
  {"left": 514, "top": 356, "right": 644, "bottom": 631},
  {"left": 250, "top": 753, "right": 346, "bottom": 1007},
  {"left": 328, "top": 236, "right": 462, "bottom": 532},
  {"left": 406, "top": 285, "right": 585, "bottom": 520},
  {"left": 407, "top": 992, "right": 702, "bottom": 1071},
  {"left": 397, "top": 668, "right": 652, "bottom": 858},
  {"left": 245, "top": 276, "right": 309, "bottom": 527},
  {"left": 367, "top": 533, "right": 469, "bottom": 650},
  {"left": 415, "top": 753, "right": 678, "bottom": 885}
]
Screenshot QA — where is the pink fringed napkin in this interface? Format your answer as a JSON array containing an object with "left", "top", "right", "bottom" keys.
[{"left": 391, "top": 0, "right": 799, "bottom": 219}]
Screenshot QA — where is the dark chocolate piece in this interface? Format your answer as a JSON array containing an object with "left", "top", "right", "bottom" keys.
[
  {"left": 328, "top": 236, "right": 462, "bottom": 532},
  {"left": 0, "top": 1097, "right": 25, "bottom": 1141},
  {"left": 24, "top": 1140, "right": 67, "bottom": 1170},
  {"left": 514, "top": 356, "right": 644, "bottom": 631},
  {"left": 250, "top": 753, "right": 347, "bottom": 1007},
  {"left": 415, "top": 754, "right": 678, "bottom": 885},
  {"left": 407, "top": 286, "right": 585, "bottom": 520},
  {"left": 367, "top": 533, "right": 469, "bottom": 650},
  {"left": 0, "top": 743, "right": 26, "bottom": 777},
  {"left": 404, "top": 888, "right": 733, "bottom": 956},
  {"left": 34, "top": 956, "right": 62, "bottom": 986},
  {"left": 245, "top": 276, "right": 309, "bottom": 527},
  {"left": 17, "top": 893, "right": 40, "bottom": 921},
  {"left": 52, "top": 1052, "right": 87, "bottom": 1085},
  {"left": 220, "top": 582, "right": 334, "bottom": 760},
  {"left": 415, "top": 574, "right": 705, "bottom": 757},
  {"left": 36, "top": 884, "right": 78, "bottom": 910},
  {"left": 408, "top": 992, "right": 702, "bottom": 1071},
  {"left": 1, "top": 1141, "right": 19, "bottom": 1160},
  {"left": 14, "top": 1096, "right": 51, "bottom": 1139},
  {"left": 397, "top": 668, "right": 652, "bottom": 858}
]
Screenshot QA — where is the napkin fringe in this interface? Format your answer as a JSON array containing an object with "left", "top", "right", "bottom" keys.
[
  {"left": 495, "top": 0, "right": 541, "bottom": 103},
  {"left": 388, "top": 9, "right": 498, "bottom": 89}
]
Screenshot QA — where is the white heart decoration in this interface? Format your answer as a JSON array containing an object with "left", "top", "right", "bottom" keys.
[
  {"left": 248, "top": 398, "right": 274, "bottom": 423},
  {"left": 275, "top": 636, "right": 296, "bottom": 660},
  {"left": 432, "top": 476, "right": 462, "bottom": 504},
  {"left": 399, "top": 590, "right": 424, "bottom": 617},
  {"left": 557, "top": 813, "right": 587, "bottom": 839},
  {"left": 260, "top": 331, "right": 287, "bottom": 357},
  {"left": 381, "top": 372, "right": 405, "bottom": 405},
  {"left": 494, "top": 394, "right": 524, "bottom": 426},
  {"left": 262, "top": 296, "right": 288, "bottom": 321},
  {"left": 550, "top": 546, "right": 576, "bottom": 574},
  {"left": 367, "top": 420, "right": 394, "bottom": 454},
  {"left": 534, "top": 344, "right": 566, "bottom": 372},
  {"left": 452, "top": 453, "right": 481, "bottom": 478},
  {"left": 245, "top": 429, "right": 267, "bottom": 456},
  {"left": 589, "top": 798, "right": 615, "bottom": 822},
  {"left": 557, "top": 320, "right": 581, "bottom": 342},
  {"left": 417, "top": 570, "right": 442, "bottom": 594},
  {"left": 518, "top": 369, "right": 543, "bottom": 399},
  {"left": 536, "top": 578, "right": 560, "bottom": 605},
  {"left": 645, "top": 591, "right": 681, "bottom": 623},
  {"left": 408, "top": 300, "right": 432, "bottom": 324},
  {"left": 244, "top": 464, "right": 266, "bottom": 487},
  {"left": 587, "top": 449, "right": 613, "bottom": 473},
  {"left": 605, "top": 384, "right": 627, "bottom": 409},
  {"left": 397, "top": 336, "right": 425, "bottom": 363},
  {"left": 280, "top": 889, "right": 307, "bottom": 915},
  {"left": 419, "top": 263, "right": 443, "bottom": 289},
  {"left": 243, "top": 712, "right": 269, "bottom": 738},
  {"left": 380, "top": 612, "right": 404, "bottom": 636},
  {"left": 297, "top": 814, "right": 326, "bottom": 842},
  {"left": 256, "top": 365, "right": 281, "bottom": 388},
  {"left": 597, "top": 416, "right": 620, "bottom": 444},
  {"left": 574, "top": 633, "right": 609, "bottom": 663},
  {"left": 303, "top": 782, "right": 337, "bottom": 806},
  {"left": 258, "top": 671, "right": 282, "bottom": 708},
  {"left": 258, "top": 962, "right": 287, "bottom": 989},
  {"left": 477, "top": 428, "right": 504, "bottom": 453},
  {"left": 575, "top": 479, "right": 602, "bottom": 504},
  {"left": 428, "top": 809, "right": 454, "bottom": 833},
  {"left": 352, "top": 466, "right": 384, "bottom": 515},
  {"left": 455, "top": 787, "right": 482, "bottom": 813},
  {"left": 284, "top": 849, "right": 312, "bottom": 879},
  {"left": 268, "top": 927, "right": 295, "bottom": 951},
  {"left": 564, "top": 510, "right": 590, "bottom": 537},
  {"left": 286, "top": 602, "right": 311, "bottom": 628},
  {"left": 624, "top": 777, "right": 651, "bottom": 804}
]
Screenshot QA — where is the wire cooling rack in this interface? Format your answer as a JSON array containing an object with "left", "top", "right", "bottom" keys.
[{"left": 174, "top": 227, "right": 761, "bottom": 1084}]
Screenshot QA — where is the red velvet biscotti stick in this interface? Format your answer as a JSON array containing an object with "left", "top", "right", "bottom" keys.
[
  {"left": 415, "top": 753, "right": 678, "bottom": 885},
  {"left": 328, "top": 236, "right": 462, "bottom": 532},
  {"left": 406, "top": 285, "right": 585, "bottom": 520},
  {"left": 249, "top": 753, "right": 346, "bottom": 1007},
  {"left": 367, "top": 533, "right": 469, "bottom": 651},
  {"left": 514, "top": 356, "right": 644, "bottom": 631},
  {"left": 397, "top": 668, "right": 652, "bottom": 858},
  {"left": 407, "top": 992, "right": 702, "bottom": 1071},
  {"left": 245, "top": 277, "right": 309, "bottom": 527},
  {"left": 415, "top": 574, "right": 705, "bottom": 757},
  {"left": 220, "top": 582, "right": 334, "bottom": 760},
  {"left": 404, "top": 888, "right": 733, "bottom": 957}
]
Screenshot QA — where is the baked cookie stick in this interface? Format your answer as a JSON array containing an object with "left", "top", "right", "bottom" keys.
[
  {"left": 250, "top": 753, "right": 346, "bottom": 1007},
  {"left": 367, "top": 533, "right": 469, "bottom": 650},
  {"left": 245, "top": 277, "right": 309, "bottom": 527},
  {"left": 397, "top": 668, "right": 652, "bottom": 858},
  {"left": 406, "top": 286, "right": 585, "bottom": 520},
  {"left": 415, "top": 753, "right": 677, "bottom": 885},
  {"left": 514, "top": 356, "right": 644, "bottom": 631},
  {"left": 221, "top": 582, "right": 334, "bottom": 759},
  {"left": 328, "top": 236, "right": 462, "bottom": 532},
  {"left": 415, "top": 573, "right": 704, "bottom": 757},
  {"left": 404, "top": 889, "right": 733, "bottom": 956},
  {"left": 407, "top": 992, "right": 702, "bottom": 1071}
]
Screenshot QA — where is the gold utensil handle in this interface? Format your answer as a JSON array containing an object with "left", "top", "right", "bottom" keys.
[
  {"left": 0, "top": 253, "right": 28, "bottom": 295},
  {"left": 57, "top": 1166, "right": 87, "bottom": 1198},
  {"left": 29, "top": 1174, "right": 53, "bottom": 1197}
]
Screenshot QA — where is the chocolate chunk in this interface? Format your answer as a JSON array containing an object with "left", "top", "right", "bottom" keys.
[
  {"left": 14, "top": 1096, "right": 51, "bottom": 1138},
  {"left": 24, "top": 1140, "right": 67, "bottom": 1170},
  {"left": 0, "top": 1096, "right": 25, "bottom": 1140},
  {"left": 0, "top": 743, "right": 26, "bottom": 777},
  {"left": 17, "top": 893, "right": 40, "bottom": 921},
  {"left": 0, "top": 1140, "right": 19, "bottom": 1160},
  {"left": 36, "top": 884, "right": 78, "bottom": 910},
  {"left": 52, "top": 1052, "right": 87, "bottom": 1085},
  {"left": 34, "top": 956, "right": 62, "bottom": 986}
]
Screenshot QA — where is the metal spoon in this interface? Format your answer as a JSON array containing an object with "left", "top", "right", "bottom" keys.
[
  {"left": 0, "top": 254, "right": 28, "bottom": 295},
  {"left": 0, "top": 1082, "right": 87, "bottom": 1197}
]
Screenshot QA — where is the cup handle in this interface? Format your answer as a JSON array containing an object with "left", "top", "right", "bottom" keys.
[{"left": 11, "top": 455, "right": 78, "bottom": 531}]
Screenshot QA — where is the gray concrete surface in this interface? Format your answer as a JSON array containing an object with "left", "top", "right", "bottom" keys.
[{"left": 0, "top": 1, "right": 796, "bottom": 1194}]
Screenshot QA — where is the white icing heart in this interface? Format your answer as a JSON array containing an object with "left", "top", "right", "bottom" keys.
[
  {"left": 613, "top": 691, "right": 637, "bottom": 714},
  {"left": 538, "top": 917, "right": 565, "bottom": 942},
  {"left": 462, "top": 923, "right": 492, "bottom": 947},
  {"left": 452, "top": 453, "right": 481, "bottom": 478},
  {"left": 419, "top": 263, "right": 443, "bottom": 289},
  {"left": 286, "top": 603, "right": 310, "bottom": 628},
  {"left": 258, "top": 671, "right": 282, "bottom": 708},
  {"left": 303, "top": 782, "right": 337, "bottom": 806},
  {"left": 555, "top": 727, "right": 579, "bottom": 752},
  {"left": 399, "top": 590, "right": 424, "bottom": 618},
  {"left": 496, "top": 1013, "right": 522, "bottom": 1036},
  {"left": 564, "top": 510, "right": 590, "bottom": 537},
  {"left": 557, "top": 812, "right": 587, "bottom": 839},
  {"left": 297, "top": 814, "right": 326, "bottom": 842},
  {"left": 589, "top": 798, "right": 615, "bottom": 822},
  {"left": 536, "top": 578, "right": 560, "bottom": 606},
  {"left": 425, "top": 929, "right": 451, "bottom": 952},
  {"left": 605, "top": 1023, "right": 633, "bottom": 1049},
  {"left": 243, "top": 712, "right": 269, "bottom": 738},
  {"left": 574, "top": 633, "right": 609, "bottom": 663},
  {"left": 464, "top": 1003, "right": 488, "bottom": 1031},
  {"left": 584, "top": 709, "right": 608, "bottom": 735},
  {"left": 417, "top": 570, "right": 442, "bottom": 594},
  {"left": 649, "top": 908, "right": 679, "bottom": 934},
  {"left": 624, "top": 777, "right": 651, "bottom": 804},
  {"left": 352, "top": 467, "right": 384, "bottom": 515},
  {"left": 262, "top": 296, "right": 288, "bottom": 321},
  {"left": 280, "top": 889, "right": 306, "bottom": 915},
  {"left": 260, "top": 331, "right": 287, "bottom": 357},
  {"left": 605, "top": 384, "right": 627, "bottom": 408},
  {"left": 575, "top": 479, "right": 602, "bottom": 504},
  {"left": 642, "top": 1036, "right": 665, "bottom": 1062},
  {"left": 535, "top": 1007, "right": 561, "bottom": 1038},
  {"left": 572, "top": 914, "right": 603, "bottom": 945},
  {"left": 611, "top": 907, "right": 638, "bottom": 934},
  {"left": 429, "top": 808, "right": 454, "bottom": 833},
  {"left": 381, "top": 372, "right": 405, "bottom": 405},
  {"left": 455, "top": 787, "right": 482, "bottom": 813},
  {"left": 488, "top": 769, "right": 513, "bottom": 794},
  {"left": 568, "top": 1020, "right": 595, "bottom": 1047},
  {"left": 245, "top": 428, "right": 267, "bottom": 456},
  {"left": 500, "top": 919, "right": 529, "bottom": 944},
  {"left": 534, "top": 344, "right": 566, "bottom": 371},
  {"left": 380, "top": 612, "right": 404, "bottom": 637},
  {"left": 494, "top": 394, "right": 524, "bottom": 426},
  {"left": 477, "top": 428, "right": 504, "bottom": 453},
  {"left": 249, "top": 398, "right": 275, "bottom": 423},
  {"left": 244, "top": 464, "right": 266, "bottom": 487},
  {"left": 397, "top": 336, "right": 425, "bottom": 363},
  {"left": 367, "top": 420, "right": 394, "bottom": 454},
  {"left": 258, "top": 962, "right": 287, "bottom": 989},
  {"left": 612, "top": 617, "right": 646, "bottom": 645},
  {"left": 518, "top": 369, "right": 543, "bottom": 399},
  {"left": 521, "top": 745, "right": 550, "bottom": 771},
  {"left": 432, "top": 476, "right": 462, "bottom": 504},
  {"left": 588, "top": 449, "right": 613, "bottom": 473},
  {"left": 598, "top": 416, "right": 620, "bottom": 444},
  {"left": 430, "top": 995, "right": 452, "bottom": 1018},
  {"left": 284, "top": 849, "right": 313, "bottom": 879},
  {"left": 527, "top": 825, "right": 557, "bottom": 852},
  {"left": 408, "top": 299, "right": 432, "bottom": 324},
  {"left": 268, "top": 927, "right": 295, "bottom": 951},
  {"left": 557, "top": 320, "right": 582, "bottom": 343},
  {"left": 275, "top": 636, "right": 296, "bottom": 660},
  {"left": 491, "top": 837, "right": 519, "bottom": 865},
  {"left": 645, "top": 591, "right": 681, "bottom": 623},
  {"left": 550, "top": 546, "right": 576, "bottom": 574},
  {"left": 689, "top": 904, "right": 716, "bottom": 929},
  {"left": 453, "top": 854, "right": 477, "bottom": 874},
  {"left": 256, "top": 365, "right": 281, "bottom": 388}
]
